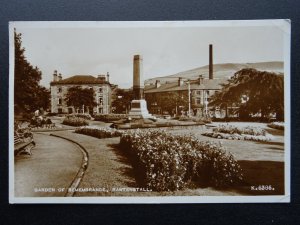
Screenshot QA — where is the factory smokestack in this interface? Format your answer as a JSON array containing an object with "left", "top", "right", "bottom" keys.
[{"left": 209, "top": 44, "right": 213, "bottom": 80}]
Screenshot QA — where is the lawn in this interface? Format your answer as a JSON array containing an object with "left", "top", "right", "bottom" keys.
[
  {"left": 64, "top": 121, "right": 285, "bottom": 196},
  {"left": 165, "top": 122, "right": 285, "bottom": 195}
]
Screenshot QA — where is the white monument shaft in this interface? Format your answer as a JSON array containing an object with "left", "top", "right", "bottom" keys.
[{"left": 129, "top": 54, "right": 152, "bottom": 118}]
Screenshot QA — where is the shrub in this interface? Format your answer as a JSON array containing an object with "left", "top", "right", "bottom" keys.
[
  {"left": 267, "top": 122, "right": 284, "bottom": 130},
  {"left": 178, "top": 116, "right": 191, "bottom": 121},
  {"left": 46, "top": 112, "right": 57, "bottom": 116},
  {"left": 94, "top": 114, "right": 128, "bottom": 122},
  {"left": 213, "top": 125, "right": 266, "bottom": 136},
  {"left": 203, "top": 124, "right": 273, "bottom": 142},
  {"left": 120, "top": 129, "right": 243, "bottom": 191},
  {"left": 62, "top": 116, "right": 88, "bottom": 127},
  {"left": 71, "top": 113, "right": 92, "bottom": 120},
  {"left": 202, "top": 132, "right": 274, "bottom": 142},
  {"left": 178, "top": 116, "right": 212, "bottom": 124},
  {"left": 75, "top": 126, "right": 123, "bottom": 138}
]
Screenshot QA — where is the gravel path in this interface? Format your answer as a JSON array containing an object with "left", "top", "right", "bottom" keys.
[
  {"left": 52, "top": 131, "right": 138, "bottom": 196},
  {"left": 14, "top": 133, "right": 83, "bottom": 197}
]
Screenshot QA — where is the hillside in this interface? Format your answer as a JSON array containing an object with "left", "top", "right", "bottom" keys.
[{"left": 145, "top": 61, "right": 284, "bottom": 85}]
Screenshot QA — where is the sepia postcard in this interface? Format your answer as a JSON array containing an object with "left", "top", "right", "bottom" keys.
[{"left": 9, "top": 20, "right": 291, "bottom": 203}]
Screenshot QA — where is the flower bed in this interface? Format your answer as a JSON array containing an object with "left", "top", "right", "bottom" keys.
[
  {"left": 178, "top": 116, "right": 212, "bottom": 124},
  {"left": 94, "top": 114, "right": 127, "bottom": 122},
  {"left": 213, "top": 125, "right": 266, "bottom": 136},
  {"left": 202, "top": 124, "right": 273, "bottom": 142},
  {"left": 71, "top": 113, "right": 93, "bottom": 120},
  {"left": 267, "top": 122, "right": 284, "bottom": 130},
  {"left": 120, "top": 129, "right": 243, "bottom": 191},
  {"left": 62, "top": 116, "right": 88, "bottom": 127},
  {"left": 75, "top": 126, "right": 123, "bottom": 138},
  {"left": 202, "top": 132, "right": 273, "bottom": 142}
]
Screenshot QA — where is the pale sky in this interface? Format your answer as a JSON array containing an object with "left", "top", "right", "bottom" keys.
[{"left": 13, "top": 21, "right": 286, "bottom": 88}]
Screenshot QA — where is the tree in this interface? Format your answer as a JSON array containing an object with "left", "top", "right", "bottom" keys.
[
  {"left": 209, "top": 68, "right": 284, "bottom": 121},
  {"left": 146, "top": 91, "right": 188, "bottom": 115},
  {"left": 14, "top": 29, "right": 50, "bottom": 115},
  {"left": 111, "top": 88, "right": 134, "bottom": 114},
  {"left": 65, "top": 86, "right": 96, "bottom": 113}
]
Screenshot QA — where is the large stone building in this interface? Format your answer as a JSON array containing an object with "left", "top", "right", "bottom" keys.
[
  {"left": 144, "top": 44, "right": 228, "bottom": 117},
  {"left": 144, "top": 75, "right": 227, "bottom": 117},
  {"left": 50, "top": 71, "right": 114, "bottom": 114}
]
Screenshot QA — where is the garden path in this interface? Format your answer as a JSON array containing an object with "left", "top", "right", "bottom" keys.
[
  {"left": 14, "top": 133, "right": 83, "bottom": 197},
  {"left": 52, "top": 130, "right": 138, "bottom": 196}
]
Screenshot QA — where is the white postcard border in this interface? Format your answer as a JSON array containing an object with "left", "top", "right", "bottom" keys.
[{"left": 9, "top": 20, "right": 291, "bottom": 204}]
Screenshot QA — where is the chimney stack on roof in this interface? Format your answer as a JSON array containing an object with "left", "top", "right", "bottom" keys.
[
  {"left": 209, "top": 44, "right": 213, "bottom": 80},
  {"left": 155, "top": 80, "right": 161, "bottom": 88},
  {"left": 53, "top": 70, "right": 58, "bottom": 82},
  {"left": 106, "top": 72, "right": 110, "bottom": 83},
  {"left": 58, "top": 73, "right": 62, "bottom": 81},
  {"left": 178, "top": 77, "right": 184, "bottom": 86},
  {"left": 198, "top": 75, "right": 204, "bottom": 85}
]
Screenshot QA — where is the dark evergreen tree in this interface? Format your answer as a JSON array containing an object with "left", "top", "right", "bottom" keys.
[
  {"left": 14, "top": 29, "right": 50, "bottom": 115},
  {"left": 210, "top": 68, "right": 284, "bottom": 121},
  {"left": 65, "top": 86, "right": 96, "bottom": 112},
  {"left": 111, "top": 88, "right": 134, "bottom": 114}
]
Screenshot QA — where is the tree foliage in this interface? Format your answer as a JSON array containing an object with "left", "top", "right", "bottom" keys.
[
  {"left": 146, "top": 91, "right": 188, "bottom": 115},
  {"left": 14, "top": 30, "right": 50, "bottom": 114},
  {"left": 65, "top": 86, "right": 96, "bottom": 111},
  {"left": 209, "top": 68, "right": 284, "bottom": 120},
  {"left": 111, "top": 88, "right": 134, "bottom": 113}
]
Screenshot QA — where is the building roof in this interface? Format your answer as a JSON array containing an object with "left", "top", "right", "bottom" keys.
[
  {"left": 50, "top": 75, "right": 110, "bottom": 85},
  {"left": 144, "top": 78, "right": 228, "bottom": 94}
]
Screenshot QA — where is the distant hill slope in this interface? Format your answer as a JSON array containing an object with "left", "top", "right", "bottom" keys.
[{"left": 145, "top": 61, "right": 283, "bottom": 85}]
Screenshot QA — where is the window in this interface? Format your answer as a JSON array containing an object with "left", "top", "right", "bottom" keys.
[
  {"left": 58, "top": 98, "right": 62, "bottom": 105},
  {"left": 195, "top": 97, "right": 201, "bottom": 105},
  {"left": 196, "top": 90, "right": 201, "bottom": 95},
  {"left": 99, "top": 87, "right": 103, "bottom": 93},
  {"left": 58, "top": 87, "right": 62, "bottom": 93},
  {"left": 99, "top": 97, "right": 103, "bottom": 105}
]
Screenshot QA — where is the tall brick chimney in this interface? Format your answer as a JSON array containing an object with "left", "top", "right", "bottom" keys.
[{"left": 209, "top": 44, "right": 213, "bottom": 80}]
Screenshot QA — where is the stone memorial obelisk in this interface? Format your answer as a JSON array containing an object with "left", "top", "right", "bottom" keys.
[{"left": 129, "top": 55, "right": 152, "bottom": 118}]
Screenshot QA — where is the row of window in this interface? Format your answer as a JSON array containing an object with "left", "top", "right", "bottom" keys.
[
  {"left": 194, "top": 90, "right": 219, "bottom": 95},
  {"left": 195, "top": 97, "right": 211, "bottom": 105},
  {"left": 57, "top": 87, "right": 104, "bottom": 93},
  {"left": 57, "top": 97, "right": 104, "bottom": 105}
]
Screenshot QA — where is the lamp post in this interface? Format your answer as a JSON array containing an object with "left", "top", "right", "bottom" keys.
[
  {"left": 204, "top": 91, "right": 208, "bottom": 116},
  {"left": 186, "top": 80, "right": 191, "bottom": 117}
]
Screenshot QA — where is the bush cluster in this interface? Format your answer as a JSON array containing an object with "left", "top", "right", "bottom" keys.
[
  {"left": 70, "top": 113, "right": 93, "bottom": 120},
  {"left": 177, "top": 116, "right": 211, "bottom": 124},
  {"left": 267, "top": 122, "right": 284, "bottom": 130},
  {"left": 202, "top": 132, "right": 273, "bottom": 142},
  {"left": 120, "top": 129, "right": 243, "bottom": 191},
  {"left": 94, "top": 114, "right": 128, "bottom": 122},
  {"left": 203, "top": 124, "right": 273, "bottom": 142},
  {"left": 213, "top": 125, "right": 266, "bottom": 136},
  {"left": 62, "top": 116, "right": 88, "bottom": 127},
  {"left": 75, "top": 126, "right": 123, "bottom": 138}
]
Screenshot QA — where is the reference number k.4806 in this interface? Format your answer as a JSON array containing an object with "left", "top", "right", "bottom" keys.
[{"left": 251, "top": 185, "right": 275, "bottom": 191}]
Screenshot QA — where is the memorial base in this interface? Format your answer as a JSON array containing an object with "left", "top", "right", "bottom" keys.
[{"left": 128, "top": 99, "right": 152, "bottom": 119}]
